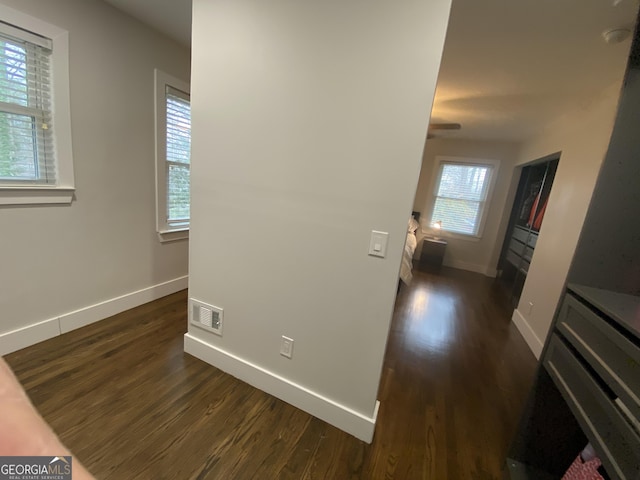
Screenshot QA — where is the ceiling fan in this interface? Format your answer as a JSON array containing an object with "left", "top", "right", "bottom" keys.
[{"left": 427, "top": 122, "right": 461, "bottom": 139}]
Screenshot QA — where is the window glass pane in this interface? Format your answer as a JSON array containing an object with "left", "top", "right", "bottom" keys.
[
  {"left": 165, "top": 89, "right": 190, "bottom": 226},
  {"left": 167, "top": 163, "right": 190, "bottom": 222},
  {"left": 432, "top": 197, "right": 480, "bottom": 235},
  {"left": 0, "top": 111, "right": 37, "bottom": 180},
  {"left": 0, "top": 39, "right": 28, "bottom": 107},
  {"left": 436, "top": 164, "right": 489, "bottom": 201},
  {"left": 0, "top": 31, "right": 54, "bottom": 186},
  {"left": 166, "top": 94, "right": 190, "bottom": 165}
]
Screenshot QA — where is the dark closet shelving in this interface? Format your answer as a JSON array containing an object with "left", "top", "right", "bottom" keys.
[{"left": 498, "top": 157, "right": 559, "bottom": 307}]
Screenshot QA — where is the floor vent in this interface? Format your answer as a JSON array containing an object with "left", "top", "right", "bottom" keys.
[{"left": 190, "top": 298, "right": 223, "bottom": 336}]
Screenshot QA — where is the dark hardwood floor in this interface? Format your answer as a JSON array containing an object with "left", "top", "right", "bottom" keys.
[{"left": 5, "top": 268, "right": 537, "bottom": 479}]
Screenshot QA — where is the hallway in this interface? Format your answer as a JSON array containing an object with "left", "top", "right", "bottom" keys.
[
  {"left": 5, "top": 268, "right": 537, "bottom": 479},
  {"left": 377, "top": 268, "right": 537, "bottom": 478}
]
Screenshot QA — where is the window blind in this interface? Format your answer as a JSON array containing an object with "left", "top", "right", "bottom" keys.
[
  {"left": 0, "top": 27, "right": 54, "bottom": 184},
  {"left": 165, "top": 86, "right": 191, "bottom": 225},
  {"left": 431, "top": 163, "right": 492, "bottom": 235}
]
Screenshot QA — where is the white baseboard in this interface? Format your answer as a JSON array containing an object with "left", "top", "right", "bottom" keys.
[
  {"left": 444, "top": 259, "right": 497, "bottom": 278},
  {"left": 512, "top": 308, "right": 543, "bottom": 359},
  {"left": 59, "top": 276, "right": 188, "bottom": 333},
  {"left": 184, "top": 333, "right": 379, "bottom": 443},
  {"left": 0, "top": 317, "right": 60, "bottom": 357},
  {"left": 484, "top": 266, "right": 498, "bottom": 278},
  {"left": 0, "top": 276, "right": 188, "bottom": 356}
]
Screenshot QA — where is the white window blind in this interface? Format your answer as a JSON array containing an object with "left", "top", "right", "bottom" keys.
[
  {"left": 165, "top": 86, "right": 191, "bottom": 226},
  {"left": 431, "top": 162, "right": 493, "bottom": 236},
  {"left": 0, "top": 26, "right": 54, "bottom": 184}
]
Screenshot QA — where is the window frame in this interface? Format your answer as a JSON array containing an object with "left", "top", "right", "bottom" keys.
[
  {"left": 154, "top": 69, "right": 190, "bottom": 243},
  {"left": 0, "top": 3, "right": 74, "bottom": 206},
  {"left": 426, "top": 156, "right": 500, "bottom": 240}
]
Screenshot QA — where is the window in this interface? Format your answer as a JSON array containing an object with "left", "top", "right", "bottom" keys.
[
  {"left": 0, "top": 5, "right": 74, "bottom": 205},
  {"left": 429, "top": 158, "right": 497, "bottom": 237},
  {"left": 0, "top": 29, "right": 52, "bottom": 183},
  {"left": 155, "top": 69, "right": 191, "bottom": 242}
]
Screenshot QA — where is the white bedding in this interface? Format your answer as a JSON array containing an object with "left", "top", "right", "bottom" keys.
[{"left": 400, "top": 230, "right": 417, "bottom": 285}]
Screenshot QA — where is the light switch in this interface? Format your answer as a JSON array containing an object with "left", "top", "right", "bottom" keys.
[{"left": 369, "top": 231, "right": 389, "bottom": 258}]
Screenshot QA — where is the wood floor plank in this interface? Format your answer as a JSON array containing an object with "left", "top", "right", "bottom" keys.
[
  {"left": 276, "top": 418, "right": 327, "bottom": 480},
  {"left": 4, "top": 268, "right": 536, "bottom": 479}
]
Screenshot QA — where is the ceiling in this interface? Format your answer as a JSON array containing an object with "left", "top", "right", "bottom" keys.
[
  {"left": 103, "top": 0, "right": 192, "bottom": 47},
  {"left": 432, "top": 0, "right": 638, "bottom": 141},
  {"left": 102, "top": 0, "right": 638, "bottom": 142}
]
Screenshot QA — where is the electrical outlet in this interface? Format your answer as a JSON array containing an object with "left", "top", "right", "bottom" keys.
[{"left": 280, "top": 336, "right": 294, "bottom": 359}]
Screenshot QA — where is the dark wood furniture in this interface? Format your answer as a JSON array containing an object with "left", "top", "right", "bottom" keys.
[
  {"left": 505, "top": 286, "right": 640, "bottom": 479},
  {"left": 419, "top": 237, "right": 447, "bottom": 270}
]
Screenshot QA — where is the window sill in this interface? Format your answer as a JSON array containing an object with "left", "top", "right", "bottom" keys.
[
  {"left": 0, "top": 187, "right": 75, "bottom": 206},
  {"left": 421, "top": 228, "right": 481, "bottom": 243},
  {"left": 158, "top": 228, "right": 189, "bottom": 243}
]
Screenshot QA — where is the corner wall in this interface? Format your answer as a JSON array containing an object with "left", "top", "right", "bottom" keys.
[
  {"left": 511, "top": 81, "right": 626, "bottom": 358},
  {"left": 186, "top": 0, "right": 452, "bottom": 442},
  {"left": 0, "top": 0, "right": 191, "bottom": 354}
]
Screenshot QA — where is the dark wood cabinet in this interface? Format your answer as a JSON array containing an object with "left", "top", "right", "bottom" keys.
[
  {"left": 419, "top": 237, "right": 447, "bottom": 271},
  {"left": 505, "top": 287, "right": 640, "bottom": 479}
]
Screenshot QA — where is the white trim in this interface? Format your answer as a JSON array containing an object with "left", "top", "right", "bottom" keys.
[
  {"left": 512, "top": 308, "right": 544, "bottom": 359},
  {"left": 443, "top": 259, "right": 497, "bottom": 277},
  {"left": 0, "top": 21, "right": 51, "bottom": 49},
  {"left": 0, "top": 316, "right": 60, "bottom": 356},
  {"left": 158, "top": 228, "right": 189, "bottom": 243},
  {"left": 60, "top": 276, "right": 188, "bottom": 333},
  {"left": 184, "top": 333, "right": 380, "bottom": 443},
  {"left": 154, "top": 69, "right": 190, "bottom": 237},
  {"left": 484, "top": 267, "right": 498, "bottom": 278},
  {"left": 0, "top": 4, "right": 75, "bottom": 204},
  {"left": 50, "top": 30, "right": 74, "bottom": 189},
  {"left": 0, "top": 187, "right": 73, "bottom": 205},
  {"left": 0, "top": 276, "right": 188, "bottom": 355}
]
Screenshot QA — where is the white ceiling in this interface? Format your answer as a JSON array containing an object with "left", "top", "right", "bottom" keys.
[
  {"left": 102, "top": 0, "right": 638, "bottom": 142},
  {"left": 103, "top": 0, "right": 192, "bottom": 47},
  {"left": 432, "top": 0, "right": 638, "bottom": 141}
]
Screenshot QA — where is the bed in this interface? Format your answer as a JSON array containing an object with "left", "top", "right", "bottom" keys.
[{"left": 400, "top": 211, "right": 420, "bottom": 286}]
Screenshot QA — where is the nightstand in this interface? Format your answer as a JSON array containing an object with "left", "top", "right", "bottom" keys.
[{"left": 419, "top": 237, "right": 447, "bottom": 271}]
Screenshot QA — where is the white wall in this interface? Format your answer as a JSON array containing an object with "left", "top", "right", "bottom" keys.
[
  {"left": 186, "top": 0, "right": 451, "bottom": 442},
  {"left": 0, "top": 0, "right": 190, "bottom": 353},
  {"left": 511, "top": 80, "right": 626, "bottom": 358},
  {"left": 413, "top": 138, "right": 521, "bottom": 276}
]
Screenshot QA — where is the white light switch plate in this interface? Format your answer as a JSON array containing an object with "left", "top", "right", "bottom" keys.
[
  {"left": 280, "top": 336, "right": 294, "bottom": 359},
  {"left": 368, "top": 231, "right": 389, "bottom": 258}
]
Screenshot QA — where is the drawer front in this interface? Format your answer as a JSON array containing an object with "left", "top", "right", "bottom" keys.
[
  {"left": 506, "top": 250, "right": 521, "bottom": 269},
  {"left": 512, "top": 227, "right": 529, "bottom": 243},
  {"left": 545, "top": 335, "right": 640, "bottom": 480},
  {"left": 522, "top": 246, "right": 534, "bottom": 263},
  {"left": 509, "top": 239, "right": 525, "bottom": 255},
  {"left": 527, "top": 232, "right": 537, "bottom": 248},
  {"left": 557, "top": 293, "right": 640, "bottom": 423}
]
